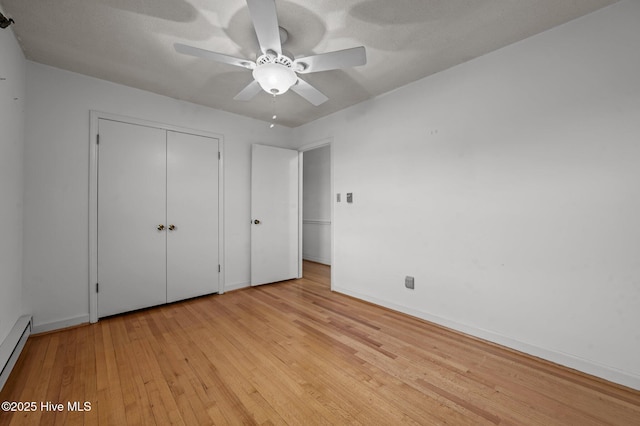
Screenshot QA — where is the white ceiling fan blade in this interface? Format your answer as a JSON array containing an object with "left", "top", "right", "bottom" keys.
[
  {"left": 234, "top": 80, "right": 263, "bottom": 101},
  {"left": 174, "top": 43, "right": 255, "bottom": 69},
  {"left": 246, "top": 0, "right": 282, "bottom": 55},
  {"left": 291, "top": 78, "right": 328, "bottom": 106},
  {"left": 293, "top": 46, "right": 366, "bottom": 74}
]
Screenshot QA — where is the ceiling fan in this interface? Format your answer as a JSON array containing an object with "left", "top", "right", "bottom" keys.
[{"left": 174, "top": 0, "right": 366, "bottom": 106}]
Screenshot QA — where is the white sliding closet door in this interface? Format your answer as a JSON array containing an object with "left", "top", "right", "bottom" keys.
[
  {"left": 97, "top": 119, "right": 167, "bottom": 317},
  {"left": 166, "top": 131, "right": 219, "bottom": 302}
]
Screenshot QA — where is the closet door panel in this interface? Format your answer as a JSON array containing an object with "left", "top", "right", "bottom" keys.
[
  {"left": 97, "top": 119, "right": 167, "bottom": 317},
  {"left": 166, "top": 131, "right": 219, "bottom": 302}
]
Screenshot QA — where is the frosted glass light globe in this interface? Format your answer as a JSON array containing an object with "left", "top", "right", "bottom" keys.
[{"left": 253, "top": 63, "right": 297, "bottom": 95}]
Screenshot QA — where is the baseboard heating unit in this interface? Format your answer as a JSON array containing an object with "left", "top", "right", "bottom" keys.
[{"left": 0, "top": 315, "right": 32, "bottom": 391}]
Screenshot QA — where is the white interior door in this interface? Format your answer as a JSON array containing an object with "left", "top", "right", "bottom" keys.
[
  {"left": 166, "top": 131, "right": 219, "bottom": 302},
  {"left": 97, "top": 119, "right": 167, "bottom": 317},
  {"left": 251, "top": 144, "right": 300, "bottom": 286}
]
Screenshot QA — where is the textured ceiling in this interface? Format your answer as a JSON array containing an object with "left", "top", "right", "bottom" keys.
[{"left": 1, "top": 0, "right": 617, "bottom": 127}]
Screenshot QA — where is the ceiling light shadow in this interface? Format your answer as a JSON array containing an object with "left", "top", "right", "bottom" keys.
[
  {"left": 100, "top": 0, "right": 198, "bottom": 22},
  {"left": 349, "top": 0, "right": 479, "bottom": 25},
  {"left": 347, "top": 0, "right": 484, "bottom": 51}
]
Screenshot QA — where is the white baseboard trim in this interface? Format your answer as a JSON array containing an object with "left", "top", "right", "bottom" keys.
[
  {"left": 224, "top": 281, "right": 250, "bottom": 292},
  {"left": 303, "top": 255, "right": 331, "bottom": 265},
  {"left": 32, "top": 314, "right": 90, "bottom": 335},
  {"left": 0, "top": 315, "right": 32, "bottom": 391},
  {"left": 333, "top": 286, "right": 640, "bottom": 391}
]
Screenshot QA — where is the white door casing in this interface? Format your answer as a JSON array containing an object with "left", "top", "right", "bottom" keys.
[
  {"left": 166, "top": 131, "right": 219, "bottom": 302},
  {"left": 299, "top": 137, "right": 334, "bottom": 289},
  {"left": 97, "top": 119, "right": 168, "bottom": 317},
  {"left": 251, "top": 144, "right": 300, "bottom": 286}
]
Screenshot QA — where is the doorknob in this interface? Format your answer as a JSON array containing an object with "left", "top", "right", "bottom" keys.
[
  {"left": 168, "top": 224, "right": 176, "bottom": 231},
  {"left": 157, "top": 224, "right": 165, "bottom": 231},
  {"left": 253, "top": 219, "right": 261, "bottom": 225}
]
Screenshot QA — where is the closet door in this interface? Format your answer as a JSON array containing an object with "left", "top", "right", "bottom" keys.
[
  {"left": 166, "top": 131, "right": 219, "bottom": 302},
  {"left": 97, "top": 119, "right": 167, "bottom": 317}
]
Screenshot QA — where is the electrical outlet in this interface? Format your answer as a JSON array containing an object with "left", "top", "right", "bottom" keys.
[
  {"left": 336, "top": 193, "right": 341, "bottom": 202},
  {"left": 405, "top": 276, "right": 414, "bottom": 290}
]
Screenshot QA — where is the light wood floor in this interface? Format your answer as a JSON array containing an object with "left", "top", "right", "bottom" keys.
[{"left": 1, "top": 261, "right": 639, "bottom": 425}]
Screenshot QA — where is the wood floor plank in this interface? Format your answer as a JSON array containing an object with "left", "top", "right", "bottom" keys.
[{"left": 1, "top": 261, "right": 639, "bottom": 425}]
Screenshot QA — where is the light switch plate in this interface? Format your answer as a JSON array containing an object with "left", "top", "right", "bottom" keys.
[{"left": 347, "top": 193, "right": 353, "bottom": 203}]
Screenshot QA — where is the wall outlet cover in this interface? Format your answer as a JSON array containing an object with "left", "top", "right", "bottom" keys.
[{"left": 405, "top": 276, "right": 414, "bottom": 289}]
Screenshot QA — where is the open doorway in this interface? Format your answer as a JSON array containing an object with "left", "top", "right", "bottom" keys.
[{"left": 301, "top": 142, "right": 332, "bottom": 282}]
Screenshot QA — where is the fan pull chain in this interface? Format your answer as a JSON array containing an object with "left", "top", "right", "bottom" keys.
[{"left": 269, "top": 95, "right": 277, "bottom": 128}]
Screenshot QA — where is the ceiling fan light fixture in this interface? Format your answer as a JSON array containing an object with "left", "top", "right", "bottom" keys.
[{"left": 252, "top": 62, "right": 297, "bottom": 95}]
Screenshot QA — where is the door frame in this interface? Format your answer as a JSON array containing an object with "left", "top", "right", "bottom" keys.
[
  {"left": 298, "top": 137, "right": 333, "bottom": 289},
  {"left": 88, "top": 111, "right": 225, "bottom": 323}
]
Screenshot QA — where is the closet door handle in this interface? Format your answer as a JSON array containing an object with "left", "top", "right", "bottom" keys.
[
  {"left": 157, "top": 224, "right": 165, "bottom": 231},
  {"left": 168, "top": 224, "right": 176, "bottom": 231}
]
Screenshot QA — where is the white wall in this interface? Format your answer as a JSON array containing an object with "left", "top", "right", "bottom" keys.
[
  {"left": 293, "top": 1, "right": 640, "bottom": 389},
  {"left": 303, "top": 145, "right": 331, "bottom": 264},
  {"left": 0, "top": 11, "right": 26, "bottom": 344},
  {"left": 23, "top": 62, "right": 293, "bottom": 331}
]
